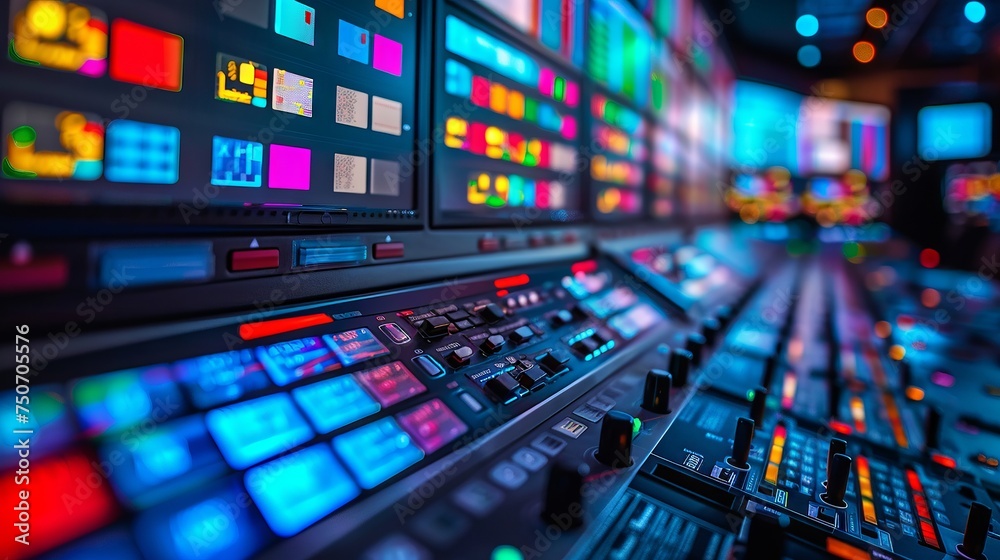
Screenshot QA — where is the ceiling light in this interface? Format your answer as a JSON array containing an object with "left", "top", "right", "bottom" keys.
[
  {"left": 866, "top": 8, "right": 889, "bottom": 29},
  {"left": 965, "top": 1, "right": 986, "bottom": 23},
  {"left": 796, "top": 14, "right": 819, "bottom": 37},
  {"left": 853, "top": 41, "right": 876, "bottom": 63},
  {"left": 797, "top": 45, "right": 821, "bottom": 67}
]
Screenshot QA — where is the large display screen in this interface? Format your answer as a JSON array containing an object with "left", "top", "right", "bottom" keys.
[
  {"left": 434, "top": 11, "right": 584, "bottom": 225},
  {"left": 732, "top": 81, "right": 802, "bottom": 174},
  {"left": 918, "top": 102, "right": 993, "bottom": 161},
  {"left": 799, "top": 98, "right": 890, "bottom": 180},
  {"left": 591, "top": 94, "right": 648, "bottom": 219},
  {"left": 1, "top": 0, "right": 419, "bottom": 214},
  {"left": 467, "top": 0, "right": 585, "bottom": 68}
]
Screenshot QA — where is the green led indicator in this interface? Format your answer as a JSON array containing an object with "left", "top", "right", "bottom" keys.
[
  {"left": 632, "top": 417, "right": 642, "bottom": 437},
  {"left": 554, "top": 77, "right": 566, "bottom": 101},
  {"left": 492, "top": 545, "right": 524, "bottom": 560},
  {"left": 746, "top": 389, "right": 756, "bottom": 402}
]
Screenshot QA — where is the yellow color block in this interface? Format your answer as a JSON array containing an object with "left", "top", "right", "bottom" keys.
[{"left": 239, "top": 62, "right": 254, "bottom": 85}]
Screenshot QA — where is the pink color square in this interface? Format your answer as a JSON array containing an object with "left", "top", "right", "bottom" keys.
[
  {"left": 268, "top": 144, "right": 311, "bottom": 190},
  {"left": 372, "top": 34, "right": 402, "bottom": 77},
  {"left": 565, "top": 81, "right": 580, "bottom": 107}
]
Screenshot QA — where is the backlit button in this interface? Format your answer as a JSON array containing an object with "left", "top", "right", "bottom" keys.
[
  {"left": 485, "top": 373, "right": 520, "bottom": 402},
  {"left": 229, "top": 248, "right": 280, "bottom": 272},
  {"left": 479, "top": 303, "right": 506, "bottom": 323},
  {"left": 478, "top": 237, "right": 501, "bottom": 252},
  {"left": 457, "top": 391, "right": 484, "bottom": 413},
  {"left": 452, "top": 480, "right": 504, "bottom": 517},
  {"left": 412, "top": 355, "right": 445, "bottom": 378},
  {"left": 548, "top": 309, "right": 574, "bottom": 327},
  {"left": 512, "top": 447, "right": 548, "bottom": 472},
  {"left": 379, "top": 323, "right": 411, "bottom": 344},
  {"left": 537, "top": 350, "right": 571, "bottom": 375},
  {"left": 572, "top": 337, "right": 600, "bottom": 355},
  {"left": 373, "top": 242, "right": 404, "bottom": 259},
  {"left": 489, "top": 461, "right": 528, "bottom": 489},
  {"left": 531, "top": 434, "right": 567, "bottom": 456},
  {"left": 418, "top": 316, "right": 451, "bottom": 339}
]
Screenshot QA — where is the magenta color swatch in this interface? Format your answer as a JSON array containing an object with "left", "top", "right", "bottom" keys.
[
  {"left": 372, "top": 34, "right": 403, "bottom": 77},
  {"left": 268, "top": 144, "right": 311, "bottom": 190}
]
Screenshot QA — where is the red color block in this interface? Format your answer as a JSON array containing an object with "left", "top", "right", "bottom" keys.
[{"left": 110, "top": 19, "right": 183, "bottom": 91}]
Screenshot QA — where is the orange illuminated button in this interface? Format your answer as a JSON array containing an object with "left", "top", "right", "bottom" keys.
[{"left": 229, "top": 248, "right": 280, "bottom": 272}]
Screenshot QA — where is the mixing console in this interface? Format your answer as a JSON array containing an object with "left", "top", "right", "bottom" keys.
[{"left": 5, "top": 231, "right": 997, "bottom": 560}]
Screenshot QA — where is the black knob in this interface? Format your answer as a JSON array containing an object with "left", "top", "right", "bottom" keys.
[
  {"left": 418, "top": 316, "right": 451, "bottom": 339},
  {"left": 762, "top": 354, "right": 778, "bottom": 390},
  {"left": 821, "top": 453, "right": 852, "bottom": 508},
  {"left": 595, "top": 410, "right": 634, "bottom": 468},
  {"left": 642, "top": 369, "right": 672, "bottom": 414},
  {"left": 750, "top": 387, "right": 768, "bottom": 425},
  {"left": 924, "top": 407, "right": 942, "bottom": 451},
  {"left": 702, "top": 317, "right": 721, "bottom": 346},
  {"left": 541, "top": 458, "right": 585, "bottom": 528},
  {"left": 958, "top": 502, "right": 992, "bottom": 560},
  {"left": 446, "top": 345, "right": 475, "bottom": 367},
  {"left": 669, "top": 348, "right": 693, "bottom": 387},
  {"left": 727, "top": 417, "right": 755, "bottom": 470},
  {"left": 479, "top": 303, "right": 506, "bottom": 323},
  {"left": 744, "top": 513, "right": 789, "bottom": 560},
  {"left": 823, "top": 438, "right": 847, "bottom": 488},
  {"left": 897, "top": 359, "right": 912, "bottom": 389},
  {"left": 828, "top": 382, "right": 842, "bottom": 420},
  {"left": 686, "top": 332, "right": 706, "bottom": 366},
  {"left": 481, "top": 334, "right": 506, "bottom": 353}
]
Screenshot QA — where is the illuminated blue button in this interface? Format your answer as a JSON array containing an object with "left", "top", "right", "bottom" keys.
[
  {"left": 291, "top": 376, "right": 379, "bottom": 434},
  {"left": 71, "top": 365, "right": 185, "bottom": 437},
  {"left": 245, "top": 444, "right": 360, "bottom": 536},
  {"left": 1, "top": 384, "right": 74, "bottom": 469},
  {"left": 256, "top": 337, "right": 341, "bottom": 387},
  {"left": 101, "top": 416, "right": 226, "bottom": 508},
  {"left": 333, "top": 418, "right": 423, "bottom": 489},
  {"left": 173, "top": 349, "right": 271, "bottom": 408},
  {"left": 445, "top": 16, "right": 539, "bottom": 86},
  {"left": 134, "top": 477, "right": 271, "bottom": 560},
  {"left": 445, "top": 59, "right": 472, "bottom": 97},
  {"left": 46, "top": 526, "right": 142, "bottom": 560},
  {"left": 206, "top": 394, "right": 313, "bottom": 469}
]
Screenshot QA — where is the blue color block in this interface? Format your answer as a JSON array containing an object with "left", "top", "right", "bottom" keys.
[
  {"left": 445, "top": 59, "right": 472, "bottom": 97},
  {"left": 445, "top": 16, "right": 539, "bottom": 87},
  {"left": 71, "top": 365, "right": 185, "bottom": 437},
  {"left": 211, "top": 136, "right": 263, "bottom": 187},
  {"left": 291, "top": 375, "right": 379, "bottom": 433},
  {"left": 105, "top": 120, "right": 180, "bottom": 184},
  {"left": 173, "top": 349, "right": 271, "bottom": 408},
  {"left": 206, "top": 393, "right": 313, "bottom": 469},
  {"left": 275, "top": 0, "right": 315, "bottom": 45},
  {"left": 338, "top": 20, "right": 370, "bottom": 64},
  {"left": 245, "top": 444, "right": 360, "bottom": 536},
  {"left": 333, "top": 417, "right": 423, "bottom": 489},
  {"left": 134, "top": 477, "right": 271, "bottom": 560},
  {"left": 102, "top": 416, "right": 226, "bottom": 508},
  {"left": 46, "top": 527, "right": 142, "bottom": 560},
  {"left": 98, "top": 243, "right": 214, "bottom": 288}
]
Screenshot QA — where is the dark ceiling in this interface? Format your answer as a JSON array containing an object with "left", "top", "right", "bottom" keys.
[{"left": 706, "top": 0, "right": 1000, "bottom": 76}]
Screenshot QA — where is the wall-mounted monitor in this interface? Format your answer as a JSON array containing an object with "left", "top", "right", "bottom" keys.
[
  {"left": 732, "top": 81, "right": 802, "bottom": 174},
  {"left": 799, "top": 98, "right": 890, "bottom": 180},
  {"left": 467, "top": 0, "right": 585, "bottom": 68},
  {"left": 1, "top": 0, "right": 420, "bottom": 220},
  {"left": 434, "top": 10, "right": 584, "bottom": 226},
  {"left": 918, "top": 102, "right": 993, "bottom": 161},
  {"left": 588, "top": 0, "right": 654, "bottom": 109}
]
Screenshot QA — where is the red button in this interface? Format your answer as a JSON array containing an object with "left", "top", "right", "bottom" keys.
[
  {"left": 0, "top": 256, "right": 68, "bottom": 293},
  {"left": 478, "top": 237, "right": 500, "bottom": 252},
  {"left": 229, "top": 249, "right": 279, "bottom": 272},
  {"left": 373, "top": 242, "right": 405, "bottom": 259}
]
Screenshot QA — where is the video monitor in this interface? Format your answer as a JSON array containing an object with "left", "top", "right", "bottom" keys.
[
  {"left": 651, "top": 127, "right": 681, "bottom": 218},
  {"left": 434, "top": 9, "right": 584, "bottom": 226},
  {"left": 918, "top": 102, "right": 993, "bottom": 161},
  {"left": 1, "top": 0, "right": 420, "bottom": 220},
  {"left": 942, "top": 161, "right": 1000, "bottom": 224},
  {"left": 800, "top": 98, "right": 890, "bottom": 180},
  {"left": 467, "top": 0, "right": 585, "bottom": 68},
  {"left": 732, "top": 80, "right": 803, "bottom": 174},
  {"left": 588, "top": 0, "right": 654, "bottom": 109}
]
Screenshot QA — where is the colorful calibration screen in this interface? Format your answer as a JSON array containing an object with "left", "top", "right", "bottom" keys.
[
  {"left": 1, "top": 0, "right": 417, "bottom": 212},
  {"left": 434, "top": 9, "right": 584, "bottom": 225}
]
